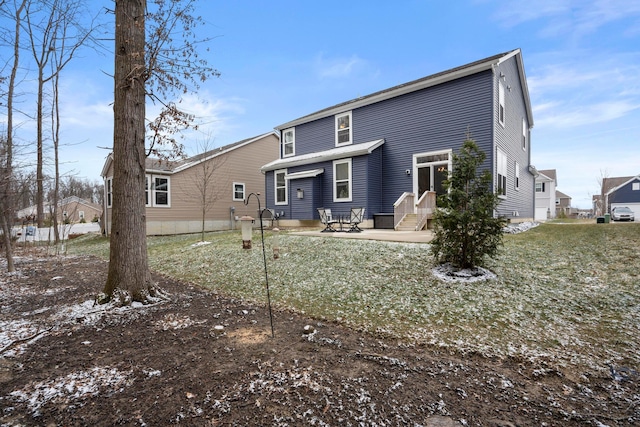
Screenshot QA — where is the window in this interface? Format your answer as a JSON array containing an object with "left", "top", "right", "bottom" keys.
[
  {"left": 498, "top": 83, "right": 505, "bottom": 127},
  {"left": 633, "top": 182, "right": 640, "bottom": 191},
  {"left": 153, "top": 176, "right": 170, "bottom": 207},
  {"left": 497, "top": 149, "right": 507, "bottom": 197},
  {"left": 233, "top": 182, "right": 245, "bottom": 201},
  {"left": 536, "top": 182, "right": 545, "bottom": 193},
  {"left": 522, "top": 118, "right": 527, "bottom": 150},
  {"left": 515, "top": 161, "right": 520, "bottom": 190},
  {"left": 335, "top": 111, "right": 352, "bottom": 146},
  {"left": 106, "top": 178, "right": 112, "bottom": 208},
  {"left": 275, "top": 169, "right": 287, "bottom": 205},
  {"left": 145, "top": 175, "right": 151, "bottom": 207},
  {"left": 282, "top": 128, "right": 295, "bottom": 158},
  {"left": 79, "top": 211, "right": 85, "bottom": 220},
  {"left": 333, "top": 158, "right": 352, "bottom": 202}
]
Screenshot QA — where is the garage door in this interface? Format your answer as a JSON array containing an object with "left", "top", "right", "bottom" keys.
[{"left": 535, "top": 207, "right": 549, "bottom": 222}]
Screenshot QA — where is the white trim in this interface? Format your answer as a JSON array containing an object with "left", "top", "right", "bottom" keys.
[
  {"left": 335, "top": 111, "right": 352, "bottom": 147},
  {"left": 412, "top": 149, "right": 452, "bottom": 197},
  {"left": 498, "top": 83, "right": 506, "bottom": 127},
  {"left": 151, "top": 175, "right": 171, "bottom": 207},
  {"left": 232, "top": 182, "right": 245, "bottom": 201},
  {"left": 284, "top": 168, "right": 324, "bottom": 180},
  {"left": 282, "top": 127, "right": 295, "bottom": 158},
  {"left": 274, "top": 169, "right": 288, "bottom": 205},
  {"left": 497, "top": 149, "right": 507, "bottom": 197},
  {"left": 261, "top": 139, "right": 384, "bottom": 172},
  {"left": 145, "top": 175, "right": 151, "bottom": 207},
  {"left": 515, "top": 161, "right": 520, "bottom": 191},
  {"left": 333, "top": 159, "right": 352, "bottom": 203},
  {"left": 606, "top": 175, "right": 640, "bottom": 196},
  {"left": 522, "top": 118, "right": 527, "bottom": 150}
]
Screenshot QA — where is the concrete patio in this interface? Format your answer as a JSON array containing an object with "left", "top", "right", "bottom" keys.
[{"left": 290, "top": 228, "right": 434, "bottom": 243}]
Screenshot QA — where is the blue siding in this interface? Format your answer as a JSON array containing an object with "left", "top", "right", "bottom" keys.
[
  {"left": 266, "top": 55, "right": 534, "bottom": 221},
  {"left": 610, "top": 178, "right": 640, "bottom": 203}
]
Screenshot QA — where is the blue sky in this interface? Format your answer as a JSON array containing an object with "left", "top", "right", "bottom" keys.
[{"left": 4, "top": 0, "right": 640, "bottom": 209}]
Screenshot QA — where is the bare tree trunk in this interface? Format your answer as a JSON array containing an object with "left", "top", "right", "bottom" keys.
[
  {"left": 1, "top": 0, "right": 28, "bottom": 273},
  {"left": 104, "top": 0, "right": 154, "bottom": 303},
  {"left": 52, "top": 71, "right": 61, "bottom": 246}
]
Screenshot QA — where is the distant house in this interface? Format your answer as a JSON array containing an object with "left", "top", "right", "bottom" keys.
[
  {"left": 535, "top": 169, "right": 557, "bottom": 221},
  {"left": 101, "top": 132, "right": 279, "bottom": 235},
  {"left": 261, "top": 49, "right": 535, "bottom": 229},
  {"left": 555, "top": 190, "right": 572, "bottom": 218},
  {"left": 602, "top": 175, "right": 640, "bottom": 219},
  {"left": 17, "top": 196, "right": 102, "bottom": 224}
]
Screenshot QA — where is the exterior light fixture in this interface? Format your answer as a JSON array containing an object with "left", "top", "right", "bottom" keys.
[{"left": 297, "top": 188, "right": 304, "bottom": 199}]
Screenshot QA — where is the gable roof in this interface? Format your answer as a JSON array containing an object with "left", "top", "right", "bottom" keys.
[
  {"left": 276, "top": 49, "right": 533, "bottom": 130},
  {"left": 101, "top": 131, "right": 278, "bottom": 177},
  {"left": 605, "top": 175, "right": 640, "bottom": 196},
  {"left": 556, "top": 190, "right": 571, "bottom": 200},
  {"left": 537, "top": 169, "right": 557, "bottom": 184}
]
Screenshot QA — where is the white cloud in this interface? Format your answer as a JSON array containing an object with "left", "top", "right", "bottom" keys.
[
  {"left": 490, "top": 0, "right": 640, "bottom": 38},
  {"left": 314, "top": 53, "right": 368, "bottom": 79}
]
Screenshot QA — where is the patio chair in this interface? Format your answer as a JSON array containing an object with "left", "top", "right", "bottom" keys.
[
  {"left": 317, "top": 207, "right": 338, "bottom": 232},
  {"left": 346, "top": 207, "right": 365, "bottom": 232}
]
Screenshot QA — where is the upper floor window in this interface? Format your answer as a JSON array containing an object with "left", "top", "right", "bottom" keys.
[
  {"left": 282, "top": 128, "right": 295, "bottom": 158},
  {"left": 633, "top": 182, "right": 640, "bottom": 191},
  {"left": 497, "top": 149, "right": 507, "bottom": 197},
  {"left": 233, "top": 182, "right": 245, "bottom": 201},
  {"left": 498, "top": 83, "right": 505, "bottom": 127},
  {"left": 335, "top": 111, "right": 352, "bottom": 146},
  {"left": 522, "top": 118, "right": 527, "bottom": 150},
  {"left": 535, "top": 182, "right": 545, "bottom": 193},
  {"left": 275, "top": 169, "right": 287, "bottom": 205},
  {"left": 333, "top": 158, "right": 352, "bottom": 202}
]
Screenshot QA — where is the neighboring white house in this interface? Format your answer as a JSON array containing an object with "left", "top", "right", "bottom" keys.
[{"left": 535, "top": 169, "right": 557, "bottom": 221}]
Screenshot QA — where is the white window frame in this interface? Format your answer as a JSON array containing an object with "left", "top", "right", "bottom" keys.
[
  {"left": 536, "top": 182, "right": 545, "bottom": 193},
  {"left": 79, "top": 211, "right": 85, "bottom": 220},
  {"left": 106, "top": 177, "right": 113, "bottom": 208},
  {"left": 274, "top": 169, "right": 288, "bottom": 205},
  {"left": 233, "top": 182, "right": 246, "bottom": 201},
  {"left": 151, "top": 175, "right": 171, "bottom": 207},
  {"left": 497, "top": 149, "right": 507, "bottom": 198},
  {"left": 333, "top": 158, "right": 352, "bottom": 202},
  {"left": 514, "top": 161, "right": 520, "bottom": 191},
  {"left": 522, "top": 118, "right": 527, "bottom": 150},
  {"left": 335, "top": 111, "right": 352, "bottom": 147},
  {"left": 633, "top": 182, "right": 640, "bottom": 191},
  {"left": 145, "top": 175, "right": 151, "bottom": 207},
  {"left": 498, "top": 83, "right": 506, "bottom": 127},
  {"left": 282, "top": 128, "right": 295, "bottom": 158}
]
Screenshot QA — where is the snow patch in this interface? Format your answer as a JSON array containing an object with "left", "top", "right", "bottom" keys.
[{"left": 432, "top": 263, "right": 496, "bottom": 283}]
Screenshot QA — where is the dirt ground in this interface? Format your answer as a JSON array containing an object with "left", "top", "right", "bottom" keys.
[{"left": 1, "top": 250, "right": 638, "bottom": 426}]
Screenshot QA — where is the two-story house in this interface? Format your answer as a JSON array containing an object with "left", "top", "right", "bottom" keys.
[
  {"left": 535, "top": 169, "right": 557, "bottom": 221},
  {"left": 261, "top": 49, "right": 535, "bottom": 228}
]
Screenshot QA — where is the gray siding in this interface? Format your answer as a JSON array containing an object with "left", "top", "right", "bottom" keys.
[{"left": 493, "top": 57, "right": 534, "bottom": 219}]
